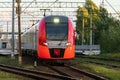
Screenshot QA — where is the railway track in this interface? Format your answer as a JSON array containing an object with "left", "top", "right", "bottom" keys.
[
  {"left": 47, "top": 64, "right": 108, "bottom": 80},
  {"left": 86, "top": 61, "right": 120, "bottom": 68},
  {"left": 77, "top": 56, "right": 120, "bottom": 62},
  {"left": 76, "top": 56, "right": 120, "bottom": 68},
  {"left": 0, "top": 64, "right": 77, "bottom": 80},
  {"left": 0, "top": 55, "right": 109, "bottom": 80}
]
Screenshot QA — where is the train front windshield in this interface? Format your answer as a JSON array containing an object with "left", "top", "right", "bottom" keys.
[{"left": 46, "top": 23, "right": 68, "bottom": 41}]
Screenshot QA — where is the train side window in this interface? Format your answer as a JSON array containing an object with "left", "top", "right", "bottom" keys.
[{"left": 2, "top": 42, "right": 7, "bottom": 49}]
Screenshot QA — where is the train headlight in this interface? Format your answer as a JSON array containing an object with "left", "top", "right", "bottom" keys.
[
  {"left": 53, "top": 18, "right": 60, "bottom": 23},
  {"left": 43, "top": 42, "right": 48, "bottom": 46},
  {"left": 66, "top": 42, "right": 71, "bottom": 46}
]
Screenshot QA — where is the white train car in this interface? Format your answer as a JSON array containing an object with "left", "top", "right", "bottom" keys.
[
  {"left": 0, "top": 39, "right": 17, "bottom": 55},
  {"left": 21, "top": 23, "right": 38, "bottom": 56}
]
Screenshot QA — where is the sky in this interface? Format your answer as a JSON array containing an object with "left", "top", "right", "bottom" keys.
[
  {"left": 46, "top": 0, "right": 120, "bottom": 17},
  {"left": 13, "top": 0, "right": 120, "bottom": 13},
  {"left": 93, "top": 0, "right": 120, "bottom": 13},
  {"left": 0, "top": 0, "right": 120, "bottom": 32},
  {"left": 67, "top": 0, "right": 120, "bottom": 13},
  {"left": 0, "top": 0, "right": 119, "bottom": 39}
]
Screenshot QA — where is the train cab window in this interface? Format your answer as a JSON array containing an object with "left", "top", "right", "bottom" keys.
[
  {"left": 2, "top": 42, "right": 7, "bottom": 49},
  {"left": 46, "top": 23, "right": 68, "bottom": 41}
]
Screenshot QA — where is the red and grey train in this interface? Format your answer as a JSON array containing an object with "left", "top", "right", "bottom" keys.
[{"left": 21, "top": 15, "right": 75, "bottom": 61}]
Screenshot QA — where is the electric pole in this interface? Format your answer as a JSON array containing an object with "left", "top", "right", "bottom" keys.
[
  {"left": 82, "top": 12, "right": 85, "bottom": 46},
  {"left": 12, "top": 0, "right": 15, "bottom": 59},
  {"left": 16, "top": 0, "right": 22, "bottom": 65},
  {"left": 90, "top": 9, "right": 93, "bottom": 52}
]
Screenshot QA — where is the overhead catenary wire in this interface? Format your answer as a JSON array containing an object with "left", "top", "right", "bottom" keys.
[
  {"left": 48, "top": 0, "right": 59, "bottom": 8},
  {"left": 40, "top": 0, "right": 59, "bottom": 16},
  {"left": 21, "top": 0, "right": 35, "bottom": 14},
  {"left": 105, "top": 0, "right": 120, "bottom": 18},
  {"left": 14, "top": 0, "right": 36, "bottom": 20},
  {"left": 16, "top": 0, "right": 37, "bottom": 30},
  {"left": 23, "top": 0, "right": 59, "bottom": 24}
]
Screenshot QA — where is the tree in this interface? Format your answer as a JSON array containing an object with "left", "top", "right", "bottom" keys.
[
  {"left": 76, "top": 0, "right": 99, "bottom": 45},
  {"left": 100, "top": 24, "right": 120, "bottom": 53},
  {"left": 76, "top": 0, "right": 120, "bottom": 53},
  {"left": 76, "top": 7, "right": 89, "bottom": 44}
]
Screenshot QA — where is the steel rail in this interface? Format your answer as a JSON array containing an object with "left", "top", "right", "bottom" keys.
[
  {"left": 47, "top": 64, "right": 108, "bottom": 80},
  {"left": 65, "top": 65, "right": 109, "bottom": 80},
  {"left": 0, "top": 64, "right": 77, "bottom": 80},
  {"left": 86, "top": 61, "right": 120, "bottom": 68},
  {"left": 77, "top": 56, "right": 120, "bottom": 62},
  {"left": 48, "top": 66, "right": 73, "bottom": 77}
]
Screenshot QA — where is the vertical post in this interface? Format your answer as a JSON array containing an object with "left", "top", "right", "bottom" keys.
[
  {"left": 43, "top": 10, "right": 46, "bottom": 16},
  {"left": 11, "top": 0, "right": 15, "bottom": 58},
  {"left": 90, "top": 9, "right": 93, "bottom": 52},
  {"left": 82, "top": 13, "right": 85, "bottom": 46},
  {"left": 40, "top": 9, "right": 50, "bottom": 16},
  {"left": 16, "top": 0, "right": 22, "bottom": 65},
  {"left": 82, "top": 12, "right": 85, "bottom": 52},
  {"left": 6, "top": 22, "right": 8, "bottom": 41}
]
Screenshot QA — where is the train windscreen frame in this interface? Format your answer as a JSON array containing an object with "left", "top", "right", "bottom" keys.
[{"left": 46, "top": 22, "right": 68, "bottom": 41}]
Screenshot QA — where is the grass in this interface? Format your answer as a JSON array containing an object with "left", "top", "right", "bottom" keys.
[
  {"left": 78, "top": 57, "right": 120, "bottom": 67},
  {"left": 0, "top": 53, "right": 120, "bottom": 80},
  {"left": 91, "top": 53, "right": 120, "bottom": 59},
  {"left": 0, "top": 70, "right": 30, "bottom": 80},
  {"left": 0, "top": 71, "right": 19, "bottom": 80},
  {"left": 0, "top": 55, "right": 34, "bottom": 80},
  {"left": 82, "top": 63, "right": 120, "bottom": 80},
  {"left": 74, "top": 53, "right": 120, "bottom": 80},
  {"left": 0, "top": 55, "right": 18, "bottom": 66}
]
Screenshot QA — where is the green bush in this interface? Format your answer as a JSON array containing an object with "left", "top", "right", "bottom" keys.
[{"left": 100, "top": 25, "right": 120, "bottom": 53}]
